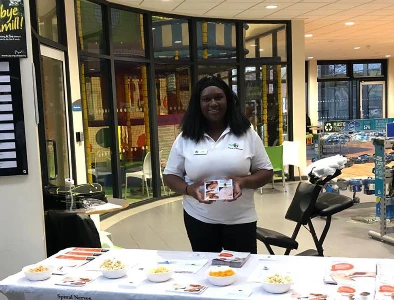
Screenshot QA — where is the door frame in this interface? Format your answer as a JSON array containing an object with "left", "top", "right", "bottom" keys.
[
  {"left": 359, "top": 80, "right": 386, "bottom": 119},
  {"left": 35, "top": 44, "right": 75, "bottom": 185}
]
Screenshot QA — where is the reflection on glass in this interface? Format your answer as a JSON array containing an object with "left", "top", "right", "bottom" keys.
[
  {"left": 318, "top": 64, "right": 347, "bottom": 79},
  {"left": 41, "top": 56, "right": 70, "bottom": 186},
  {"left": 361, "top": 83, "right": 383, "bottom": 119},
  {"left": 114, "top": 61, "right": 153, "bottom": 203},
  {"left": 37, "top": 0, "right": 58, "bottom": 42},
  {"left": 353, "top": 63, "right": 383, "bottom": 77},
  {"left": 155, "top": 65, "right": 191, "bottom": 196},
  {"left": 80, "top": 57, "right": 112, "bottom": 197},
  {"left": 245, "top": 24, "right": 286, "bottom": 61},
  {"left": 76, "top": 0, "right": 106, "bottom": 54},
  {"left": 111, "top": 9, "right": 145, "bottom": 58},
  {"left": 197, "top": 21, "right": 236, "bottom": 60},
  {"left": 318, "top": 81, "right": 350, "bottom": 121},
  {"left": 245, "top": 65, "right": 287, "bottom": 146},
  {"left": 153, "top": 16, "right": 189, "bottom": 60}
]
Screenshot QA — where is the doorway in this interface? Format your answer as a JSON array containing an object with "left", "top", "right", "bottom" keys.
[
  {"left": 40, "top": 45, "right": 72, "bottom": 186},
  {"left": 360, "top": 81, "right": 385, "bottom": 119}
]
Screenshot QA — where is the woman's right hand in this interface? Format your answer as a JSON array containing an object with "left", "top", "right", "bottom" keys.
[{"left": 187, "top": 180, "right": 215, "bottom": 204}]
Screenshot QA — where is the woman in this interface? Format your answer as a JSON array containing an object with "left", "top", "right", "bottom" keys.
[{"left": 163, "top": 76, "right": 273, "bottom": 254}]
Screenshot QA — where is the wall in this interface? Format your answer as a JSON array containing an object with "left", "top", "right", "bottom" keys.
[
  {"left": 0, "top": 0, "right": 46, "bottom": 288},
  {"left": 307, "top": 59, "right": 318, "bottom": 125},
  {"left": 291, "top": 20, "right": 307, "bottom": 174},
  {"left": 388, "top": 58, "right": 394, "bottom": 118},
  {"left": 65, "top": 0, "right": 87, "bottom": 184}
]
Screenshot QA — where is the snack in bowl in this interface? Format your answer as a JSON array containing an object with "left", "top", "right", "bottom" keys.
[
  {"left": 23, "top": 264, "right": 53, "bottom": 281},
  {"left": 261, "top": 273, "right": 293, "bottom": 294},
  {"left": 146, "top": 265, "right": 173, "bottom": 282},
  {"left": 99, "top": 259, "right": 127, "bottom": 279},
  {"left": 208, "top": 266, "right": 236, "bottom": 286}
]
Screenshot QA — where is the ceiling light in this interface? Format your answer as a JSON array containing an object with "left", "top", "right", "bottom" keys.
[
  {"left": 174, "top": 40, "right": 182, "bottom": 43},
  {"left": 308, "top": 56, "right": 314, "bottom": 59},
  {"left": 259, "top": 49, "right": 264, "bottom": 51},
  {"left": 304, "top": 34, "right": 313, "bottom": 38},
  {"left": 90, "top": 68, "right": 95, "bottom": 71},
  {"left": 265, "top": 5, "right": 278, "bottom": 9},
  {"left": 354, "top": 46, "right": 360, "bottom": 50},
  {"left": 250, "top": 44, "right": 257, "bottom": 47},
  {"left": 386, "top": 54, "right": 391, "bottom": 58},
  {"left": 345, "top": 21, "right": 355, "bottom": 26}
]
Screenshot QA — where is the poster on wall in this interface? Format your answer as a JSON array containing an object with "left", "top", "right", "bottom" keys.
[{"left": 0, "top": 0, "right": 27, "bottom": 58}]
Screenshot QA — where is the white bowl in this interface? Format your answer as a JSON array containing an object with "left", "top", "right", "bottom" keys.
[
  {"left": 101, "top": 268, "right": 127, "bottom": 279},
  {"left": 261, "top": 282, "right": 292, "bottom": 294},
  {"left": 207, "top": 266, "right": 236, "bottom": 286},
  {"left": 146, "top": 266, "right": 173, "bottom": 283},
  {"left": 22, "top": 264, "right": 53, "bottom": 281}
]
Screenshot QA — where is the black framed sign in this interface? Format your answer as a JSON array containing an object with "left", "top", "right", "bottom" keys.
[
  {"left": 0, "top": 0, "right": 27, "bottom": 58},
  {"left": 0, "top": 58, "right": 28, "bottom": 175}
]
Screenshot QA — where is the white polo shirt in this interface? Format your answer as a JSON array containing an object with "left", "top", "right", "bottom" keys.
[{"left": 164, "top": 127, "right": 273, "bottom": 225}]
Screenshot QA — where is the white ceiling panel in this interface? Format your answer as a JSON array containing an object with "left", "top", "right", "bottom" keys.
[{"left": 175, "top": 2, "right": 219, "bottom": 10}]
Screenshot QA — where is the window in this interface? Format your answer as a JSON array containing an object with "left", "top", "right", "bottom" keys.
[
  {"left": 153, "top": 17, "right": 189, "bottom": 60},
  {"left": 111, "top": 9, "right": 145, "bottom": 58},
  {"left": 36, "top": 0, "right": 58, "bottom": 42},
  {"left": 353, "top": 63, "right": 383, "bottom": 77},
  {"left": 197, "top": 21, "right": 236, "bottom": 60},
  {"left": 318, "top": 64, "right": 348, "bottom": 79},
  {"left": 318, "top": 81, "right": 350, "bottom": 121}
]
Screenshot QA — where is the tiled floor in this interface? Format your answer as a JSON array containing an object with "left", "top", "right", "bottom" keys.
[{"left": 102, "top": 182, "right": 394, "bottom": 258}]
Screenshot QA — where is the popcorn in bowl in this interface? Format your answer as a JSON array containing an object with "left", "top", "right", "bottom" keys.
[
  {"left": 99, "top": 259, "right": 127, "bottom": 279},
  {"left": 261, "top": 273, "right": 293, "bottom": 294},
  {"left": 146, "top": 265, "right": 173, "bottom": 282},
  {"left": 23, "top": 264, "right": 53, "bottom": 281}
]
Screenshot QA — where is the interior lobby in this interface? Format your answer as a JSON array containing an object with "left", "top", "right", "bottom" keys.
[{"left": 1, "top": 0, "right": 394, "bottom": 297}]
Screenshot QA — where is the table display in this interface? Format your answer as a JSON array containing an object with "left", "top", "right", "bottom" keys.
[{"left": 1, "top": 247, "right": 394, "bottom": 300}]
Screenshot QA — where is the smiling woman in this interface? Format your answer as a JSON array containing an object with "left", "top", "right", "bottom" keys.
[{"left": 163, "top": 76, "right": 273, "bottom": 254}]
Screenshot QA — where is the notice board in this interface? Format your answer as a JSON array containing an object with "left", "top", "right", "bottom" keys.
[
  {"left": 0, "top": 0, "right": 27, "bottom": 58},
  {"left": 0, "top": 59, "right": 28, "bottom": 175}
]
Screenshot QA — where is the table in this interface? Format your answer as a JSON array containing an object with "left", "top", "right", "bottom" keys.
[{"left": 0, "top": 248, "right": 391, "bottom": 300}]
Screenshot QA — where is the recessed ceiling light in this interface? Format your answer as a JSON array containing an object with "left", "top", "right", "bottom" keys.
[
  {"left": 345, "top": 21, "right": 355, "bottom": 26},
  {"left": 250, "top": 44, "right": 257, "bottom": 47},
  {"left": 305, "top": 34, "right": 313, "bottom": 38},
  {"left": 386, "top": 54, "right": 391, "bottom": 58},
  {"left": 354, "top": 46, "right": 360, "bottom": 50},
  {"left": 259, "top": 49, "right": 264, "bottom": 51},
  {"left": 90, "top": 68, "right": 95, "bottom": 71},
  {"left": 265, "top": 5, "right": 278, "bottom": 9},
  {"left": 307, "top": 56, "right": 314, "bottom": 59},
  {"left": 174, "top": 40, "right": 182, "bottom": 43}
]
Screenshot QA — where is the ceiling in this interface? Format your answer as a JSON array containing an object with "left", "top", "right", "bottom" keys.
[{"left": 108, "top": 0, "right": 394, "bottom": 60}]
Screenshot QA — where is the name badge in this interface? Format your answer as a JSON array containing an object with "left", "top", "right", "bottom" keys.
[{"left": 194, "top": 149, "right": 208, "bottom": 155}]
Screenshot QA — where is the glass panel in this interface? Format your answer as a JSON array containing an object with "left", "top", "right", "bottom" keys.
[
  {"left": 197, "top": 21, "right": 236, "bottom": 60},
  {"left": 153, "top": 16, "right": 189, "bottom": 60},
  {"left": 155, "top": 64, "right": 192, "bottom": 196},
  {"left": 277, "top": 29, "right": 287, "bottom": 62},
  {"left": 41, "top": 56, "right": 70, "bottom": 185},
  {"left": 114, "top": 61, "right": 152, "bottom": 203},
  {"left": 361, "top": 83, "right": 383, "bottom": 119},
  {"left": 353, "top": 63, "right": 383, "bottom": 77},
  {"left": 198, "top": 65, "right": 237, "bottom": 92},
  {"left": 37, "top": 0, "right": 58, "bottom": 42},
  {"left": 244, "top": 24, "right": 286, "bottom": 61},
  {"left": 318, "top": 64, "right": 347, "bottom": 79},
  {"left": 79, "top": 57, "right": 112, "bottom": 197},
  {"left": 76, "top": 0, "right": 106, "bottom": 54},
  {"left": 318, "top": 81, "right": 350, "bottom": 122},
  {"left": 245, "top": 65, "right": 287, "bottom": 146},
  {"left": 111, "top": 9, "right": 145, "bottom": 58}
]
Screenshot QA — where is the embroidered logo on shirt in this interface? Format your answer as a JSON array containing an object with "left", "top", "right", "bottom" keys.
[{"left": 228, "top": 143, "right": 243, "bottom": 150}]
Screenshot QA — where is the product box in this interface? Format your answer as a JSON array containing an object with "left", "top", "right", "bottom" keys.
[{"left": 204, "top": 179, "right": 233, "bottom": 201}]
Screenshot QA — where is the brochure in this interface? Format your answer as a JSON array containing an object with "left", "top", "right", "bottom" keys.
[
  {"left": 325, "top": 261, "right": 376, "bottom": 285},
  {"left": 375, "top": 275, "right": 394, "bottom": 300},
  {"left": 204, "top": 179, "right": 233, "bottom": 200},
  {"left": 156, "top": 259, "right": 209, "bottom": 274},
  {"left": 166, "top": 283, "right": 208, "bottom": 295},
  {"left": 212, "top": 250, "right": 251, "bottom": 268},
  {"left": 55, "top": 272, "right": 100, "bottom": 287}
]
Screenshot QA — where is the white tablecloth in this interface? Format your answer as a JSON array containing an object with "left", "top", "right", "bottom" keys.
[{"left": 0, "top": 249, "right": 389, "bottom": 300}]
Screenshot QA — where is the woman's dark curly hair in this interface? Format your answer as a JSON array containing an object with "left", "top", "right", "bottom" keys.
[{"left": 181, "top": 76, "right": 251, "bottom": 142}]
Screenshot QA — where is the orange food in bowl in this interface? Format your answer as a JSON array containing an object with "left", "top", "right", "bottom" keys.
[{"left": 209, "top": 269, "right": 235, "bottom": 277}]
